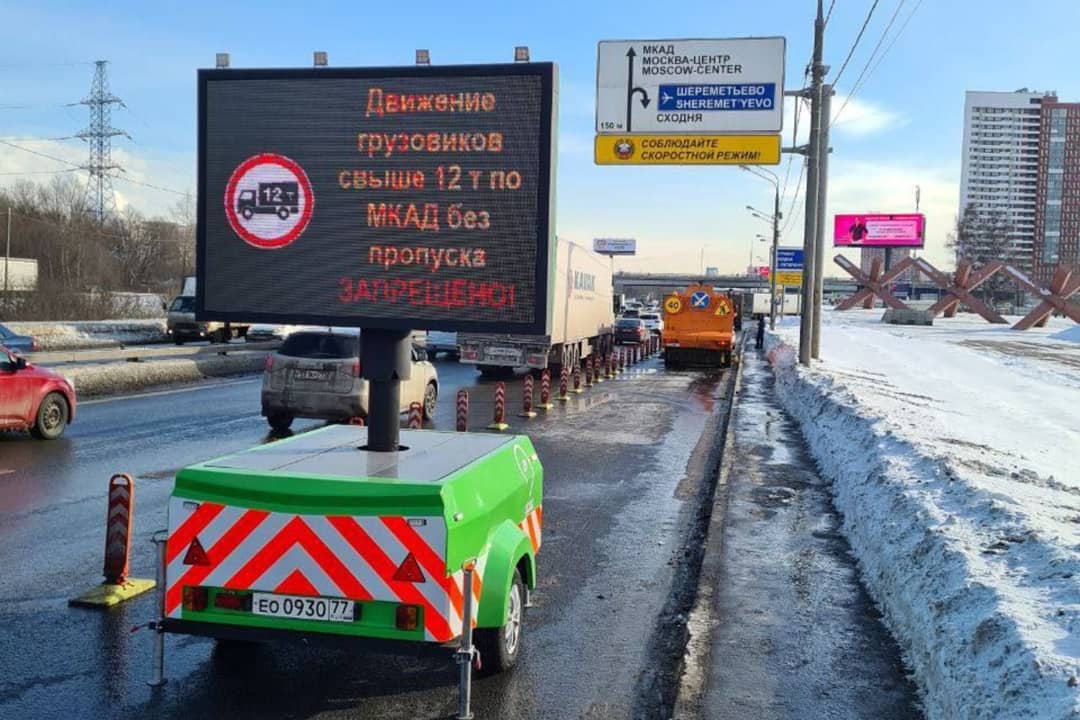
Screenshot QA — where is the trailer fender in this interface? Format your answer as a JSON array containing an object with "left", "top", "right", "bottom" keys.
[{"left": 477, "top": 520, "right": 535, "bottom": 628}]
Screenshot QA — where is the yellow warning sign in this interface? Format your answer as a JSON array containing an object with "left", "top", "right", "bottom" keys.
[
  {"left": 594, "top": 134, "right": 781, "bottom": 166},
  {"left": 772, "top": 270, "right": 803, "bottom": 286},
  {"left": 664, "top": 296, "right": 683, "bottom": 314},
  {"left": 714, "top": 299, "right": 731, "bottom": 316}
]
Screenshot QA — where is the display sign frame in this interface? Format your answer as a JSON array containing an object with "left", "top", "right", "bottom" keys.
[
  {"left": 195, "top": 63, "right": 557, "bottom": 335},
  {"left": 833, "top": 213, "right": 926, "bottom": 248}
]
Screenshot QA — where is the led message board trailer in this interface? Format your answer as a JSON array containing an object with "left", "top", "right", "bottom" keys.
[
  {"left": 196, "top": 63, "right": 557, "bottom": 335},
  {"left": 833, "top": 213, "right": 925, "bottom": 248}
]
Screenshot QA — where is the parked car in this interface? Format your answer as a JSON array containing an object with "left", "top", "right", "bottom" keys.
[
  {"left": 0, "top": 323, "right": 38, "bottom": 353},
  {"left": 261, "top": 329, "right": 439, "bottom": 431},
  {"left": 639, "top": 312, "right": 664, "bottom": 335},
  {"left": 425, "top": 330, "right": 459, "bottom": 359},
  {"left": 246, "top": 324, "right": 285, "bottom": 342},
  {"left": 614, "top": 317, "right": 647, "bottom": 344},
  {"left": 0, "top": 345, "right": 76, "bottom": 439}
]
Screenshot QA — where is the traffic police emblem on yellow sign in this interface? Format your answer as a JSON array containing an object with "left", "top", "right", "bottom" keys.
[{"left": 664, "top": 295, "right": 683, "bottom": 314}]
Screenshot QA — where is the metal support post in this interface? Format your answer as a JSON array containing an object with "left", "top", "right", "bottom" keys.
[
  {"left": 811, "top": 85, "right": 832, "bottom": 359},
  {"left": 455, "top": 562, "right": 477, "bottom": 720},
  {"left": 799, "top": 0, "right": 827, "bottom": 367},
  {"left": 148, "top": 530, "right": 168, "bottom": 687},
  {"left": 361, "top": 329, "right": 411, "bottom": 452},
  {"left": 769, "top": 187, "right": 780, "bottom": 329}
]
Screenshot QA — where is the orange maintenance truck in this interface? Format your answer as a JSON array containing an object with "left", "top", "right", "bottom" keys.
[{"left": 660, "top": 283, "right": 736, "bottom": 368}]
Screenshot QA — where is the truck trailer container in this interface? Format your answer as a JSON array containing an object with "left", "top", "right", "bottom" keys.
[{"left": 459, "top": 237, "right": 614, "bottom": 375}]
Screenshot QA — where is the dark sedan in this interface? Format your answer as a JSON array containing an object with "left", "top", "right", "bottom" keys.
[
  {"left": 0, "top": 323, "right": 37, "bottom": 353},
  {"left": 615, "top": 317, "right": 647, "bottom": 345}
]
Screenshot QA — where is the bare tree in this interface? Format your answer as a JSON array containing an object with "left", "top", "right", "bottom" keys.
[{"left": 947, "top": 203, "right": 1014, "bottom": 303}]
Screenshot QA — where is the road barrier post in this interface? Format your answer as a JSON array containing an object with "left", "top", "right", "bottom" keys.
[
  {"left": 572, "top": 363, "right": 583, "bottom": 394},
  {"left": 606, "top": 353, "right": 615, "bottom": 379},
  {"left": 488, "top": 381, "right": 509, "bottom": 430},
  {"left": 407, "top": 402, "right": 423, "bottom": 429},
  {"left": 558, "top": 365, "right": 569, "bottom": 402},
  {"left": 456, "top": 390, "right": 469, "bottom": 431},
  {"left": 618, "top": 348, "right": 626, "bottom": 373},
  {"left": 538, "top": 369, "right": 554, "bottom": 409},
  {"left": 520, "top": 375, "right": 537, "bottom": 418},
  {"left": 592, "top": 354, "right": 603, "bottom": 383},
  {"left": 584, "top": 357, "right": 593, "bottom": 387},
  {"left": 69, "top": 474, "right": 156, "bottom": 608}
]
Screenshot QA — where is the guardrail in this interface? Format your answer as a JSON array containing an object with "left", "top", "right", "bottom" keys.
[{"left": 27, "top": 340, "right": 282, "bottom": 366}]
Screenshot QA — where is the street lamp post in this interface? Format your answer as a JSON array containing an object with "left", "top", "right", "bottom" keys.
[{"left": 741, "top": 165, "right": 782, "bottom": 329}]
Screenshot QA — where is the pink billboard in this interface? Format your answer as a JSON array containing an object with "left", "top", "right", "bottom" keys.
[{"left": 834, "top": 213, "right": 925, "bottom": 247}]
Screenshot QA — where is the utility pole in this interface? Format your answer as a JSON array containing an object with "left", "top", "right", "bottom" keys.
[
  {"left": 78, "top": 60, "right": 128, "bottom": 224},
  {"left": 770, "top": 186, "right": 780, "bottom": 329},
  {"left": 810, "top": 85, "right": 832, "bottom": 359},
  {"left": 4, "top": 208, "right": 10, "bottom": 311},
  {"left": 798, "top": 0, "right": 827, "bottom": 367}
]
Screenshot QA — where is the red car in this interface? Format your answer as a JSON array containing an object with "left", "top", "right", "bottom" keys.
[{"left": 0, "top": 345, "right": 76, "bottom": 439}]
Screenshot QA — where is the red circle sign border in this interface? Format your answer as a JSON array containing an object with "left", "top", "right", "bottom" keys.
[{"left": 224, "top": 153, "right": 314, "bottom": 250}]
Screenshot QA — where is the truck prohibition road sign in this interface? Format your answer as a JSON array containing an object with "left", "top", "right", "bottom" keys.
[
  {"left": 224, "top": 153, "right": 314, "bottom": 249},
  {"left": 596, "top": 37, "right": 785, "bottom": 135}
]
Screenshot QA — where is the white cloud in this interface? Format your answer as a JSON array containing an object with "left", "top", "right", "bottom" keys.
[
  {"left": 829, "top": 95, "right": 906, "bottom": 136},
  {"left": 0, "top": 136, "right": 194, "bottom": 217}
]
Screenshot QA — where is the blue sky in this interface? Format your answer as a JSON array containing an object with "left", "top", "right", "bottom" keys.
[{"left": 3, "top": 0, "right": 1079, "bottom": 273}]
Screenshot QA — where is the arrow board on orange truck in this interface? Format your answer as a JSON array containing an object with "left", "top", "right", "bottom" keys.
[{"left": 596, "top": 38, "right": 785, "bottom": 135}]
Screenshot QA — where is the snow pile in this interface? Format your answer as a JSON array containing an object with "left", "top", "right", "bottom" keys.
[
  {"left": 64, "top": 353, "right": 265, "bottom": 397},
  {"left": 7, "top": 320, "right": 167, "bottom": 350},
  {"left": 764, "top": 311, "right": 1080, "bottom": 720}
]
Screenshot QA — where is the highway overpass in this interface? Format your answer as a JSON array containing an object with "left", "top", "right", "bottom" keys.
[{"left": 613, "top": 272, "right": 860, "bottom": 298}]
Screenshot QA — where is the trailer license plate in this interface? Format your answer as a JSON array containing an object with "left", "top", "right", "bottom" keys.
[
  {"left": 251, "top": 593, "right": 354, "bottom": 623},
  {"left": 294, "top": 369, "right": 329, "bottom": 382},
  {"left": 487, "top": 347, "right": 520, "bottom": 360}
]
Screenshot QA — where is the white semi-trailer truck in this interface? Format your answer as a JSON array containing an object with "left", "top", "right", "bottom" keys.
[{"left": 459, "top": 237, "right": 614, "bottom": 376}]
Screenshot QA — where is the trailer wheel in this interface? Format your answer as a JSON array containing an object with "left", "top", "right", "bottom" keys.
[
  {"left": 267, "top": 413, "right": 293, "bottom": 432},
  {"left": 476, "top": 569, "right": 524, "bottom": 675},
  {"left": 276, "top": 206, "right": 290, "bottom": 220},
  {"left": 241, "top": 207, "right": 253, "bottom": 220}
]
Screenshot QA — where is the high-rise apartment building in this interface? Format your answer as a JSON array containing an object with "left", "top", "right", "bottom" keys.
[
  {"left": 1033, "top": 101, "right": 1080, "bottom": 286},
  {"left": 959, "top": 90, "right": 1056, "bottom": 273}
]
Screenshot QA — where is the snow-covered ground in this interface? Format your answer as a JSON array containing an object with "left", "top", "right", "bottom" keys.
[
  {"left": 63, "top": 353, "right": 266, "bottom": 398},
  {"left": 6, "top": 319, "right": 167, "bottom": 350},
  {"left": 764, "top": 309, "right": 1080, "bottom": 720}
]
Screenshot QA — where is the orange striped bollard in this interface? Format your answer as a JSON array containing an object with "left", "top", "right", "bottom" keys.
[
  {"left": 455, "top": 389, "right": 469, "bottom": 431},
  {"left": 584, "top": 357, "right": 593, "bottom": 387},
  {"left": 572, "top": 362, "right": 583, "bottom": 393},
  {"left": 488, "top": 381, "right": 509, "bottom": 430},
  {"left": 558, "top": 365, "right": 570, "bottom": 402},
  {"left": 104, "top": 473, "right": 134, "bottom": 585},
  {"left": 407, "top": 401, "right": 423, "bottom": 429},
  {"left": 538, "top": 369, "right": 554, "bottom": 409},
  {"left": 592, "top": 353, "right": 603, "bottom": 383},
  {"left": 520, "top": 375, "right": 537, "bottom": 418},
  {"left": 619, "top": 348, "right": 626, "bottom": 372}
]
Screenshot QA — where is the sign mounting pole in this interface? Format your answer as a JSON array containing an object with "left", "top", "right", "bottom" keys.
[{"left": 799, "top": 0, "right": 827, "bottom": 367}]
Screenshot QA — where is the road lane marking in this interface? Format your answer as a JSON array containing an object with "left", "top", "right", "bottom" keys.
[{"left": 80, "top": 377, "right": 261, "bottom": 406}]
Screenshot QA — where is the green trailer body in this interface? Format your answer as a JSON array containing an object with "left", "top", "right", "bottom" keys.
[{"left": 161, "top": 425, "right": 542, "bottom": 649}]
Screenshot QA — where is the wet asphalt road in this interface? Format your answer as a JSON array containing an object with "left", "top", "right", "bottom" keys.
[
  {"left": 687, "top": 350, "right": 922, "bottom": 719},
  {"left": 0, "top": 353, "right": 728, "bottom": 719}
]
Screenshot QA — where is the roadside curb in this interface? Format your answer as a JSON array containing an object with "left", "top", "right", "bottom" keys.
[
  {"left": 64, "top": 353, "right": 269, "bottom": 398},
  {"left": 670, "top": 339, "right": 747, "bottom": 720}
]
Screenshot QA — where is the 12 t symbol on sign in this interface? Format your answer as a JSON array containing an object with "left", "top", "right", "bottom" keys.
[{"left": 225, "top": 153, "right": 314, "bottom": 250}]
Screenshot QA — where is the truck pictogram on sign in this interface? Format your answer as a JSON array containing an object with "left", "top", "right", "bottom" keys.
[{"left": 224, "top": 154, "right": 314, "bottom": 250}]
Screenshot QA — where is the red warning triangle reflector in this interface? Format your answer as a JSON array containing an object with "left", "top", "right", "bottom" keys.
[
  {"left": 182, "top": 536, "right": 210, "bottom": 566},
  {"left": 392, "top": 553, "right": 426, "bottom": 583}
]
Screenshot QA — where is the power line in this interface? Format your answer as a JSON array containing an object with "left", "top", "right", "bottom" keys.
[
  {"left": 831, "top": 0, "right": 881, "bottom": 87},
  {"left": 824, "top": 0, "right": 838, "bottom": 25},
  {"left": 832, "top": 0, "right": 920, "bottom": 127},
  {"left": 0, "top": 139, "right": 82, "bottom": 168},
  {"left": 0, "top": 169, "right": 77, "bottom": 177},
  {"left": 109, "top": 173, "right": 188, "bottom": 197}
]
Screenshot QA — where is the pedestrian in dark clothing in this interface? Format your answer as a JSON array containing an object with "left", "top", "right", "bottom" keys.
[{"left": 755, "top": 315, "right": 765, "bottom": 349}]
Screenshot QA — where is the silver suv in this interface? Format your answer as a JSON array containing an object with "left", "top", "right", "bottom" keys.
[{"left": 261, "top": 330, "right": 439, "bottom": 431}]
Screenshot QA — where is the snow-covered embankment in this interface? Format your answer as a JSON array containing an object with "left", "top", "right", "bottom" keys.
[{"left": 764, "top": 314, "right": 1079, "bottom": 720}]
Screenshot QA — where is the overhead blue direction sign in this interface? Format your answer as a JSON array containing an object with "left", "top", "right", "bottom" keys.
[
  {"left": 776, "top": 248, "right": 804, "bottom": 270},
  {"left": 658, "top": 84, "right": 776, "bottom": 112}
]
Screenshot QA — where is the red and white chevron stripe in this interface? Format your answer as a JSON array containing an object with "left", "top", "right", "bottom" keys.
[
  {"left": 164, "top": 498, "right": 483, "bottom": 643},
  {"left": 518, "top": 505, "right": 543, "bottom": 554}
]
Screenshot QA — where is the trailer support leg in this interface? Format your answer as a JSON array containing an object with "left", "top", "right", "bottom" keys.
[
  {"left": 455, "top": 562, "right": 477, "bottom": 720},
  {"left": 148, "top": 530, "right": 168, "bottom": 687}
]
